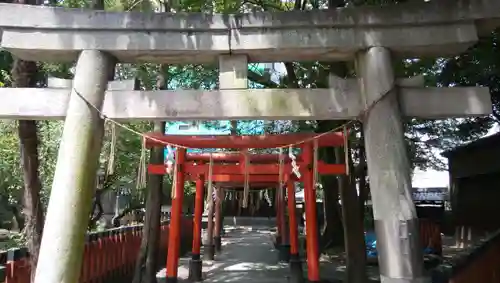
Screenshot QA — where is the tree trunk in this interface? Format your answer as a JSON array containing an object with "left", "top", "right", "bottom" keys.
[
  {"left": 11, "top": 48, "right": 45, "bottom": 283},
  {"left": 133, "top": 64, "right": 168, "bottom": 283},
  {"left": 132, "top": 122, "right": 165, "bottom": 283},
  {"left": 336, "top": 146, "right": 367, "bottom": 283},
  {"left": 320, "top": 172, "right": 343, "bottom": 247},
  {"left": 18, "top": 120, "right": 44, "bottom": 282},
  {"left": 317, "top": 122, "right": 344, "bottom": 248}
]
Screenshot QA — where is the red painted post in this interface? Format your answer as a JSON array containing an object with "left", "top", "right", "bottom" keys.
[
  {"left": 96, "top": 234, "right": 104, "bottom": 283},
  {"left": 121, "top": 229, "right": 129, "bottom": 278},
  {"left": 192, "top": 175, "right": 205, "bottom": 256},
  {"left": 89, "top": 237, "right": 97, "bottom": 282},
  {"left": 118, "top": 229, "right": 125, "bottom": 280},
  {"left": 110, "top": 230, "right": 117, "bottom": 281},
  {"left": 302, "top": 143, "right": 320, "bottom": 282},
  {"left": 166, "top": 148, "right": 186, "bottom": 283},
  {"left": 188, "top": 174, "right": 205, "bottom": 281},
  {"left": 81, "top": 241, "right": 89, "bottom": 283},
  {"left": 87, "top": 236, "right": 97, "bottom": 282},
  {"left": 287, "top": 178, "right": 304, "bottom": 283},
  {"left": 103, "top": 232, "right": 111, "bottom": 282},
  {"left": 110, "top": 231, "right": 116, "bottom": 280}
]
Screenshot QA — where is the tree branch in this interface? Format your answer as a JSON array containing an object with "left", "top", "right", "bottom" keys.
[{"left": 248, "top": 70, "right": 279, "bottom": 88}]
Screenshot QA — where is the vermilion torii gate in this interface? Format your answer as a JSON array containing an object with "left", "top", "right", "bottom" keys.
[
  {"left": 0, "top": 1, "right": 499, "bottom": 283},
  {"left": 146, "top": 133, "right": 346, "bottom": 283}
]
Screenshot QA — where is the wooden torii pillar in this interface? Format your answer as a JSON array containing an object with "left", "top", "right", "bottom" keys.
[
  {"left": 165, "top": 148, "right": 187, "bottom": 283},
  {"left": 286, "top": 178, "right": 303, "bottom": 283},
  {"left": 188, "top": 173, "right": 205, "bottom": 282}
]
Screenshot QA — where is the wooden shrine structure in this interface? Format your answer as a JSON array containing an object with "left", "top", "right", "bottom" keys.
[
  {"left": 145, "top": 132, "right": 346, "bottom": 282},
  {"left": 0, "top": 1, "right": 499, "bottom": 283}
]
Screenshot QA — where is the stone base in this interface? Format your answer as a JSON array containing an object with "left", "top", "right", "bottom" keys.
[
  {"left": 188, "top": 256, "right": 203, "bottom": 282},
  {"left": 166, "top": 276, "right": 178, "bottom": 283},
  {"left": 214, "top": 236, "right": 222, "bottom": 252},
  {"left": 289, "top": 254, "right": 305, "bottom": 283},
  {"left": 278, "top": 244, "right": 291, "bottom": 262},
  {"left": 204, "top": 244, "right": 215, "bottom": 260}
]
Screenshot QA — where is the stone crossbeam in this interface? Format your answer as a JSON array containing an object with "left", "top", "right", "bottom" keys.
[
  {"left": 0, "top": 75, "right": 490, "bottom": 121},
  {"left": 47, "top": 77, "right": 138, "bottom": 90},
  {"left": 0, "top": 0, "right": 499, "bottom": 63}
]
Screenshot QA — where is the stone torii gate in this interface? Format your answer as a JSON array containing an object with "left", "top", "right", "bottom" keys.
[{"left": 0, "top": 1, "right": 499, "bottom": 283}]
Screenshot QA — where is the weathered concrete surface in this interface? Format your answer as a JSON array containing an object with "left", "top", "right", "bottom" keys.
[
  {"left": 0, "top": 0, "right": 499, "bottom": 63},
  {"left": 33, "top": 50, "right": 116, "bottom": 283},
  {"left": 0, "top": 83, "right": 490, "bottom": 120},
  {"left": 357, "top": 47, "right": 426, "bottom": 283},
  {"left": 47, "top": 77, "right": 138, "bottom": 90}
]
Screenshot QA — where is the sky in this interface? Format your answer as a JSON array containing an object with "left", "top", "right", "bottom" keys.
[{"left": 413, "top": 124, "right": 499, "bottom": 188}]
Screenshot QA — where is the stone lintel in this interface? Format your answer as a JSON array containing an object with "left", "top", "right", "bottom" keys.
[
  {"left": 2, "top": 0, "right": 499, "bottom": 63},
  {"left": 0, "top": 23, "right": 479, "bottom": 63},
  {"left": 329, "top": 74, "right": 492, "bottom": 119},
  {"left": 1, "top": 0, "right": 498, "bottom": 31},
  {"left": 0, "top": 87, "right": 490, "bottom": 121},
  {"left": 47, "top": 77, "right": 138, "bottom": 90},
  {"left": 219, "top": 55, "right": 248, "bottom": 89},
  {"left": 400, "top": 87, "right": 492, "bottom": 119}
]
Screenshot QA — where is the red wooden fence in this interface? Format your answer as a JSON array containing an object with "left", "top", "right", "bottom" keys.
[
  {"left": 0, "top": 216, "right": 193, "bottom": 283},
  {"left": 420, "top": 219, "right": 443, "bottom": 255},
  {"left": 432, "top": 229, "right": 500, "bottom": 283}
]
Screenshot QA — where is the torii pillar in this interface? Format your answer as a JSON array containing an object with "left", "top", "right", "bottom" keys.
[
  {"left": 287, "top": 179, "right": 304, "bottom": 283},
  {"left": 277, "top": 184, "right": 290, "bottom": 262},
  {"left": 356, "top": 48, "right": 425, "bottom": 283},
  {"left": 33, "top": 50, "right": 116, "bottom": 283},
  {"left": 166, "top": 148, "right": 187, "bottom": 283},
  {"left": 189, "top": 174, "right": 205, "bottom": 282}
]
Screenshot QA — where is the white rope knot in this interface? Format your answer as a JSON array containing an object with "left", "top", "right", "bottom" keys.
[
  {"left": 171, "top": 149, "right": 179, "bottom": 199},
  {"left": 136, "top": 137, "right": 147, "bottom": 191},
  {"left": 165, "top": 145, "right": 174, "bottom": 174},
  {"left": 289, "top": 145, "right": 301, "bottom": 179},
  {"left": 106, "top": 122, "right": 117, "bottom": 175},
  {"left": 204, "top": 153, "right": 214, "bottom": 213},
  {"left": 264, "top": 189, "right": 272, "bottom": 206}
]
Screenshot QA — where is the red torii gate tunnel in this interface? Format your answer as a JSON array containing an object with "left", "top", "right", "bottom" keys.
[{"left": 146, "top": 132, "right": 346, "bottom": 283}]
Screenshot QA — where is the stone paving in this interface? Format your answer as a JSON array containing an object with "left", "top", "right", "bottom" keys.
[
  {"left": 157, "top": 217, "right": 381, "bottom": 283},
  {"left": 158, "top": 224, "right": 290, "bottom": 283}
]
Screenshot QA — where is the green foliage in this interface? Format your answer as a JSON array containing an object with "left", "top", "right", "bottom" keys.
[{"left": 0, "top": 51, "right": 13, "bottom": 87}]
